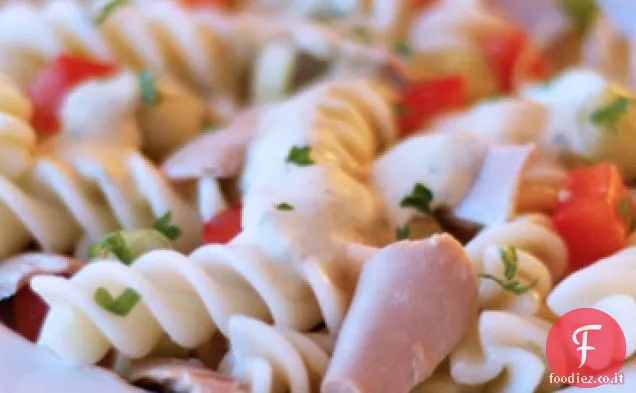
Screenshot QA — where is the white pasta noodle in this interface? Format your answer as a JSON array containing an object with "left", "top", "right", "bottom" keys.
[
  {"left": 0, "top": 0, "right": 236, "bottom": 99},
  {"left": 0, "top": 73, "right": 80, "bottom": 258},
  {"left": 32, "top": 238, "right": 345, "bottom": 366},
  {"left": 371, "top": 131, "right": 489, "bottom": 229},
  {"left": 240, "top": 79, "right": 396, "bottom": 243},
  {"left": 31, "top": 79, "right": 395, "bottom": 367},
  {"left": 465, "top": 215, "right": 568, "bottom": 316},
  {"left": 219, "top": 315, "right": 333, "bottom": 393},
  {"left": 29, "top": 143, "right": 202, "bottom": 255},
  {"left": 449, "top": 310, "right": 555, "bottom": 393},
  {"left": 0, "top": 69, "right": 202, "bottom": 259},
  {"left": 548, "top": 247, "right": 636, "bottom": 360}
]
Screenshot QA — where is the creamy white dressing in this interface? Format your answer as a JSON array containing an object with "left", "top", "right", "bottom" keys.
[
  {"left": 372, "top": 132, "right": 488, "bottom": 228},
  {"left": 523, "top": 69, "right": 636, "bottom": 179},
  {"left": 59, "top": 71, "right": 142, "bottom": 150},
  {"left": 59, "top": 71, "right": 208, "bottom": 162},
  {"left": 240, "top": 81, "right": 393, "bottom": 249}
]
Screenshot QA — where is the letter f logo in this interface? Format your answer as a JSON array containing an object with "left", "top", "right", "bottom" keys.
[{"left": 572, "top": 324, "right": 603, "bottom": 368}]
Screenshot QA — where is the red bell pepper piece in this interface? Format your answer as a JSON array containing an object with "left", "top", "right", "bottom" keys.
[
  {"left": 397, "top": 74, "right": 468, "bottom": 137},
  {"left": 27, "top": 54, "right": 119, "bottom": 135},
  {"left": 481, "top": 29, "right": 549, "bottom": 93},
  {"left": 203, "top": 202, "right": 243, "bottom": 244}
]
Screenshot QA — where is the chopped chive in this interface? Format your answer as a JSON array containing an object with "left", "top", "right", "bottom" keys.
[
  {"left": 93, "top": 0, "right": 129, "bottom": 24},
  {"left": 139, "top": 70, "right": 161, "bottom": 106},
  {"left": 276, "top": 202, "right": 294, "bottom": 211},
  {"left": 87, "top": 232, "right": 134, "bottom": 265},
  {"left": 152, "top": 212, "right": 182, "bottom": 241},
  {"left": 95, "top": 287, "right": 141, "bottom": 316}
]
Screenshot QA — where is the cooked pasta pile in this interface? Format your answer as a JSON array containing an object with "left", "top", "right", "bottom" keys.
[{"left": 1, "top": 0, "right": 636, "bottom": 393}]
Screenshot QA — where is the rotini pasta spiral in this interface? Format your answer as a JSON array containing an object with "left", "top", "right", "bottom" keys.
[
  {"left": 547, "top": 247, "right": 636, "bottom": 359},
  {"left": 0, "top": 73, "right": 81, "bottom": 258},
  {"left": 240, "top": 79, "right": 396, "bottom": 243},
  {"left": 219, "top": 315, "right": 333, "bottom": 393},
  {"left": 32, "top": 236, "right": 349, "bottom": 366},
  {"left": 0, "top": 0, "right": 236, "bottom": 99},
  {"left": 0, "top": 73, "right": 36, "bottom": 180},
  {"left": 29, "top": 143, "right": 202, "bottom": 255},
  {"left": 449, "top": 310, "right": 555, "bottom": 393},
  {"left": 465, "top": 215, "right": 568, "bottom": 316}
]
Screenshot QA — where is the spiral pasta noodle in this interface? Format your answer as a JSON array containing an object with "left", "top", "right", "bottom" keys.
[
  {"left": 0, "top": 73, "right": 83, "bottom": 259},
  {"left": 0, "top": 68, "right": 202, "bottom": 258},
  {"left": 465, "top": 215, "right": 568, "bottom": 316},
  {"left": 31, "top": 78, "right": 395, "bottom": 366},
  {"left": 240, "top": 78, "right": 396, "bottom": 242},
  {"left": 449, "top": 310, "right": 555, "bottom": 393},
  {"left": 219, "top": 315, "right": 333, "bottom": 393},
  {"left": 31, "top": 143, "right": 202, "bottom": 254},
  {"left": 0, "top": 0, "right": 236, "bottom": 99},
  {"left": 547, "top": 247, "right": 636, "bottom": 359},
  {"left": 32, "top": 238, "right": 349, "bottom": 366}
]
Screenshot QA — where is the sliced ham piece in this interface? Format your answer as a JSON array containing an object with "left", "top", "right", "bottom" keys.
[
  {"left": 454, "top": 144, "right": 536, "bottom": 226},
  {"left": 161, "top": 107, "right": 264, "bottom": 180},
  {"left": 322, "top": 234, "right": 478, "bottom": 393},
  {"left": 0, "top": 253, "right": 82, "bottom": 301},
  {"left": 0, "top": 323, "right": 143, "bottom": 393},
  {"left": 129, "top": 358, "right": 247, "bottom": 393}
]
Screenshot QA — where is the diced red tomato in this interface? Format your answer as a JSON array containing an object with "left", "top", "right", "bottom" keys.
[
  {"left": 12, "top": 286, "right": 48, "bottom": 342},
  {"left": 27, "top": 54, "right": 119, "bottom": 135},
  {"left": 481, "top": 29, "right": 549, "bottom": 93},
  {"left": 397, "top": 74, "right": 468, "bottom": 137},
  {"left": 553, "top": 164, "right": 631, "bottom": 272},
  {"left": 203, "top": 202, "right": 242, "bottom": 244}
]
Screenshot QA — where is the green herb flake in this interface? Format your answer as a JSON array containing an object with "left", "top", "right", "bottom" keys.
[
  {"left": 393, "top": 41, "right": 412, "bottom": 59},
  {"left": 286, "top": 145, "right": 315, "bottom": 166},
  {"left": 94, "top": 287, "right": 141, "bottom": 316},
  {"left": 153, "top": 212, "right": 182, "bottom": 241},
  {"left": 558, "top": 0, "right": 599, "bottom": 35},
  {"left": 499, "top": 245, "right": 518, "bottom": 281},
  {"left": 276, "top": 202, "right": 294, "bottom": 211},
  {"left": 87, "top": 232, "right": 134, "bottom": 265},
  {"left": 201, "top": 121, "right": 221, "bottom": 133},
  {"left": 93, "top": 0, "right": 129, "bottom": 24},
  {"left": 400, "top": 183, "right": 434, "bottom": 215},
  {"left": 617, "top": 197, "right": 635, "bottom": 232},
  {"left": 478, "top": 274, "right": 539, "bottom": 295},
  {"left": 393, "top": 102, "right": 406, "bottom": 116},
  {"left": 350, "top": 26, "right": 371, "bottom": 43},
  {"left": 478, "top": 245, "right": 539, "bottom": 295},
  {"left": 139, "top": 70, "right": 161, "bottom": 106},
  {"left": 590, "top": 96, "right": 634, "bottom": 132},
  {"left": 396, "top": 223, "right": 410, "bottom": 240}
]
